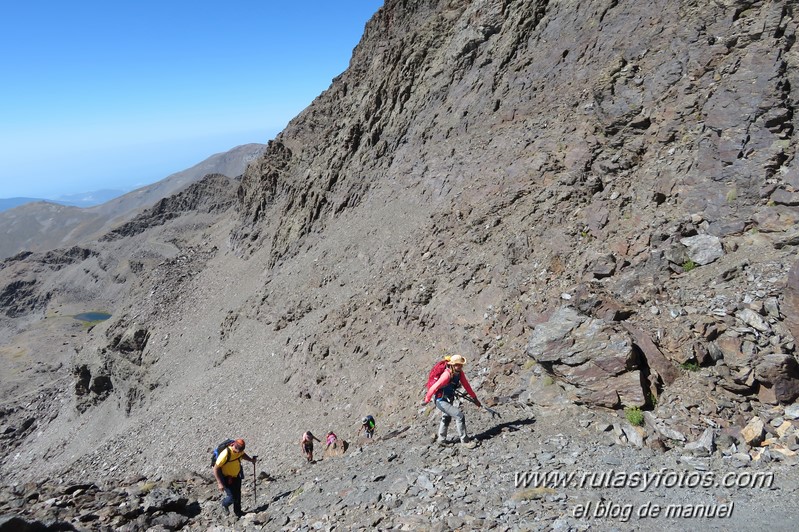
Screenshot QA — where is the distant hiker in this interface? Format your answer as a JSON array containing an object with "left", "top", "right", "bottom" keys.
[
  {"left": 422, "top": 354, "right": 481, "bottom": 448},
  {"left": 358, "top": 415, "right": 376, "bottom": 438},
  {"left": 325, "top": 431, "right": 338, "bottom": 450},
  {"left": 301, "top": 431, "right": 321, "bottom": 462},
  {"left": 212, "top": 438, "right": 257, "bottom": 517}
]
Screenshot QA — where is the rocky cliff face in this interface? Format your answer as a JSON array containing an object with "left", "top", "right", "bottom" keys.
[
  {"left": 231, "top": 0, "right": 799, "bottom": 415},
  {"left": 1, "top": 0, "right": 799, "bottom": 529}
]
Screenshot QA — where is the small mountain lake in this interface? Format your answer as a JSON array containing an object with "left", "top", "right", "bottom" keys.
[{"left": 73, "top": 312, "right": 112, "bottom": 322}]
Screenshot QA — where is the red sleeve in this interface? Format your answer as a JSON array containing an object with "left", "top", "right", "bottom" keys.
[
  {"left": 460, "top": 371, "right": 478, "bottom": 401},
  {"left": 425, "top": 369, "right": 452, "bottom": 403}
]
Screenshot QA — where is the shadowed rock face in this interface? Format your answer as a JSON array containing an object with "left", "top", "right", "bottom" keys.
[{"left": 0, "top": 1, "right": 798, "bottom": 526}]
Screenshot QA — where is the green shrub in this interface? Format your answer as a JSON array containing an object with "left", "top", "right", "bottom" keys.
[
  {"left": 680, "top": 360, "right": 700, "bottom": 372},
  {"left": 624, "top": 407, "right": 644, "bottom": 426},
  {"left": 682, "top": 259, "right": 696, "bottom": 272}
]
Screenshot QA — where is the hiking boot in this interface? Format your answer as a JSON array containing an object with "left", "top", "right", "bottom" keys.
[{"left": 461, "top": 439, "right": 478, "bottom": 449}]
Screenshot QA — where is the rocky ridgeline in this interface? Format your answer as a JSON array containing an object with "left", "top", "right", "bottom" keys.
[
  {"left": 100, "top": 175, "right": 240, "bottom": 242},
  {"left": 2, "top": 400, "right": 797, "bottom": 531}
]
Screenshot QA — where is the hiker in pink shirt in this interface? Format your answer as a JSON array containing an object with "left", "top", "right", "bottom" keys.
[
  {"left": 422, "top": 355, "right": 480, "bottom": 448},
  {"left": 325, "top": 431, "right": 338, "bottom": 450}
]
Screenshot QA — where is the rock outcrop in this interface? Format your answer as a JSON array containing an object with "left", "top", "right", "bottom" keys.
[{"left": 100, "top": 174, "right": 239, "bottom": 241}]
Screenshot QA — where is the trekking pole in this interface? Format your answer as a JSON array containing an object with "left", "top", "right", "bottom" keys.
[
  {"left": 252, "top": 455, "right": 258, "bottom": 509},
  {"left": 456, "top": 391, "right": 501, "bottom": 418}
]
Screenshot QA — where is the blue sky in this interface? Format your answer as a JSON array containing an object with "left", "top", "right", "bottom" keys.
[{"left": 0, "top": 1, "right": 384, "bottom": 199}]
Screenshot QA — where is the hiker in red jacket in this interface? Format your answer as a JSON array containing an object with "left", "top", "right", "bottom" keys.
[{"left": 422, "top": 355, "right": 480, "bottom": 448}]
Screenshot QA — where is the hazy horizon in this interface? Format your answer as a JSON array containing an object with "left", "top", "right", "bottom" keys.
[
  {"left": 0, "top": 1, "right": 384, "bottom": 200},
  {"left": 2, "top": 134, "right": 274, "bottom": 202}
]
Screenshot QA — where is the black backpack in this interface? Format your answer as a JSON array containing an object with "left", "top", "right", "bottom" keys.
[{"left": 211, "top": 439, "right": 235, "bottom": 468}]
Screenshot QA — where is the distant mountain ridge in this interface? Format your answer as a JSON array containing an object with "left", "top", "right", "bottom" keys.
[
  {"left": 0, "top": 190, "right": 128, "bottom": 212},
  {"left": 0, "top": 143, "right": 266, "bottom": 259},
  {"left": 51, "top": 189, "right": 128, "bottom": 208},
  {"left": 0, "top": 197, "right": 48, "bottom": 212}
]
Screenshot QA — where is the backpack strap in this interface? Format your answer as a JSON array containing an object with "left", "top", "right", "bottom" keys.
[
  {"left": 218, "top": 446, "right": 241, "bottom": 467},
  {"left": 217, "top": 447, "right": 229, "bottom": 467}
]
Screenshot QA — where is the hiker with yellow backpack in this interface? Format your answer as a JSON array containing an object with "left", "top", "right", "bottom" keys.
[
  {"left": 421, "top": 354, "right": 481, "bottom": 448},
  {"left": 212, "top": 438, "right": 257, "bottom": 517}
]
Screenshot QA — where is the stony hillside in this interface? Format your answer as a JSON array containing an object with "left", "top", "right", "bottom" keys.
[
  {"left": 0, "top": 143, "right": 265, "bottom": 260},
  {"left": 1, "top": 0, "right": 799, "bottom": 530}
]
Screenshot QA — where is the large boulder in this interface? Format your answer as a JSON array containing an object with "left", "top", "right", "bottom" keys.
[
  {"left": 754, "top": 353, "right": 799, "bottom": 404},
  {"left": 680, "top": 234, "right": 724, "bottom": 265},
  {"left": 322, "top": 440, "right": 349, "bottom": 458},
  {"left": 526, "top": 307, "right": 645, "bottom": 408}
]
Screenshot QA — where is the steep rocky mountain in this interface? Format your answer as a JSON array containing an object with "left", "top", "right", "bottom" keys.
[
  {"left": 0, "top": 143, "right": 266, "bottom": 260},
  {"left": 2, "top": 0, "right": 799, "bottom": 529}
]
